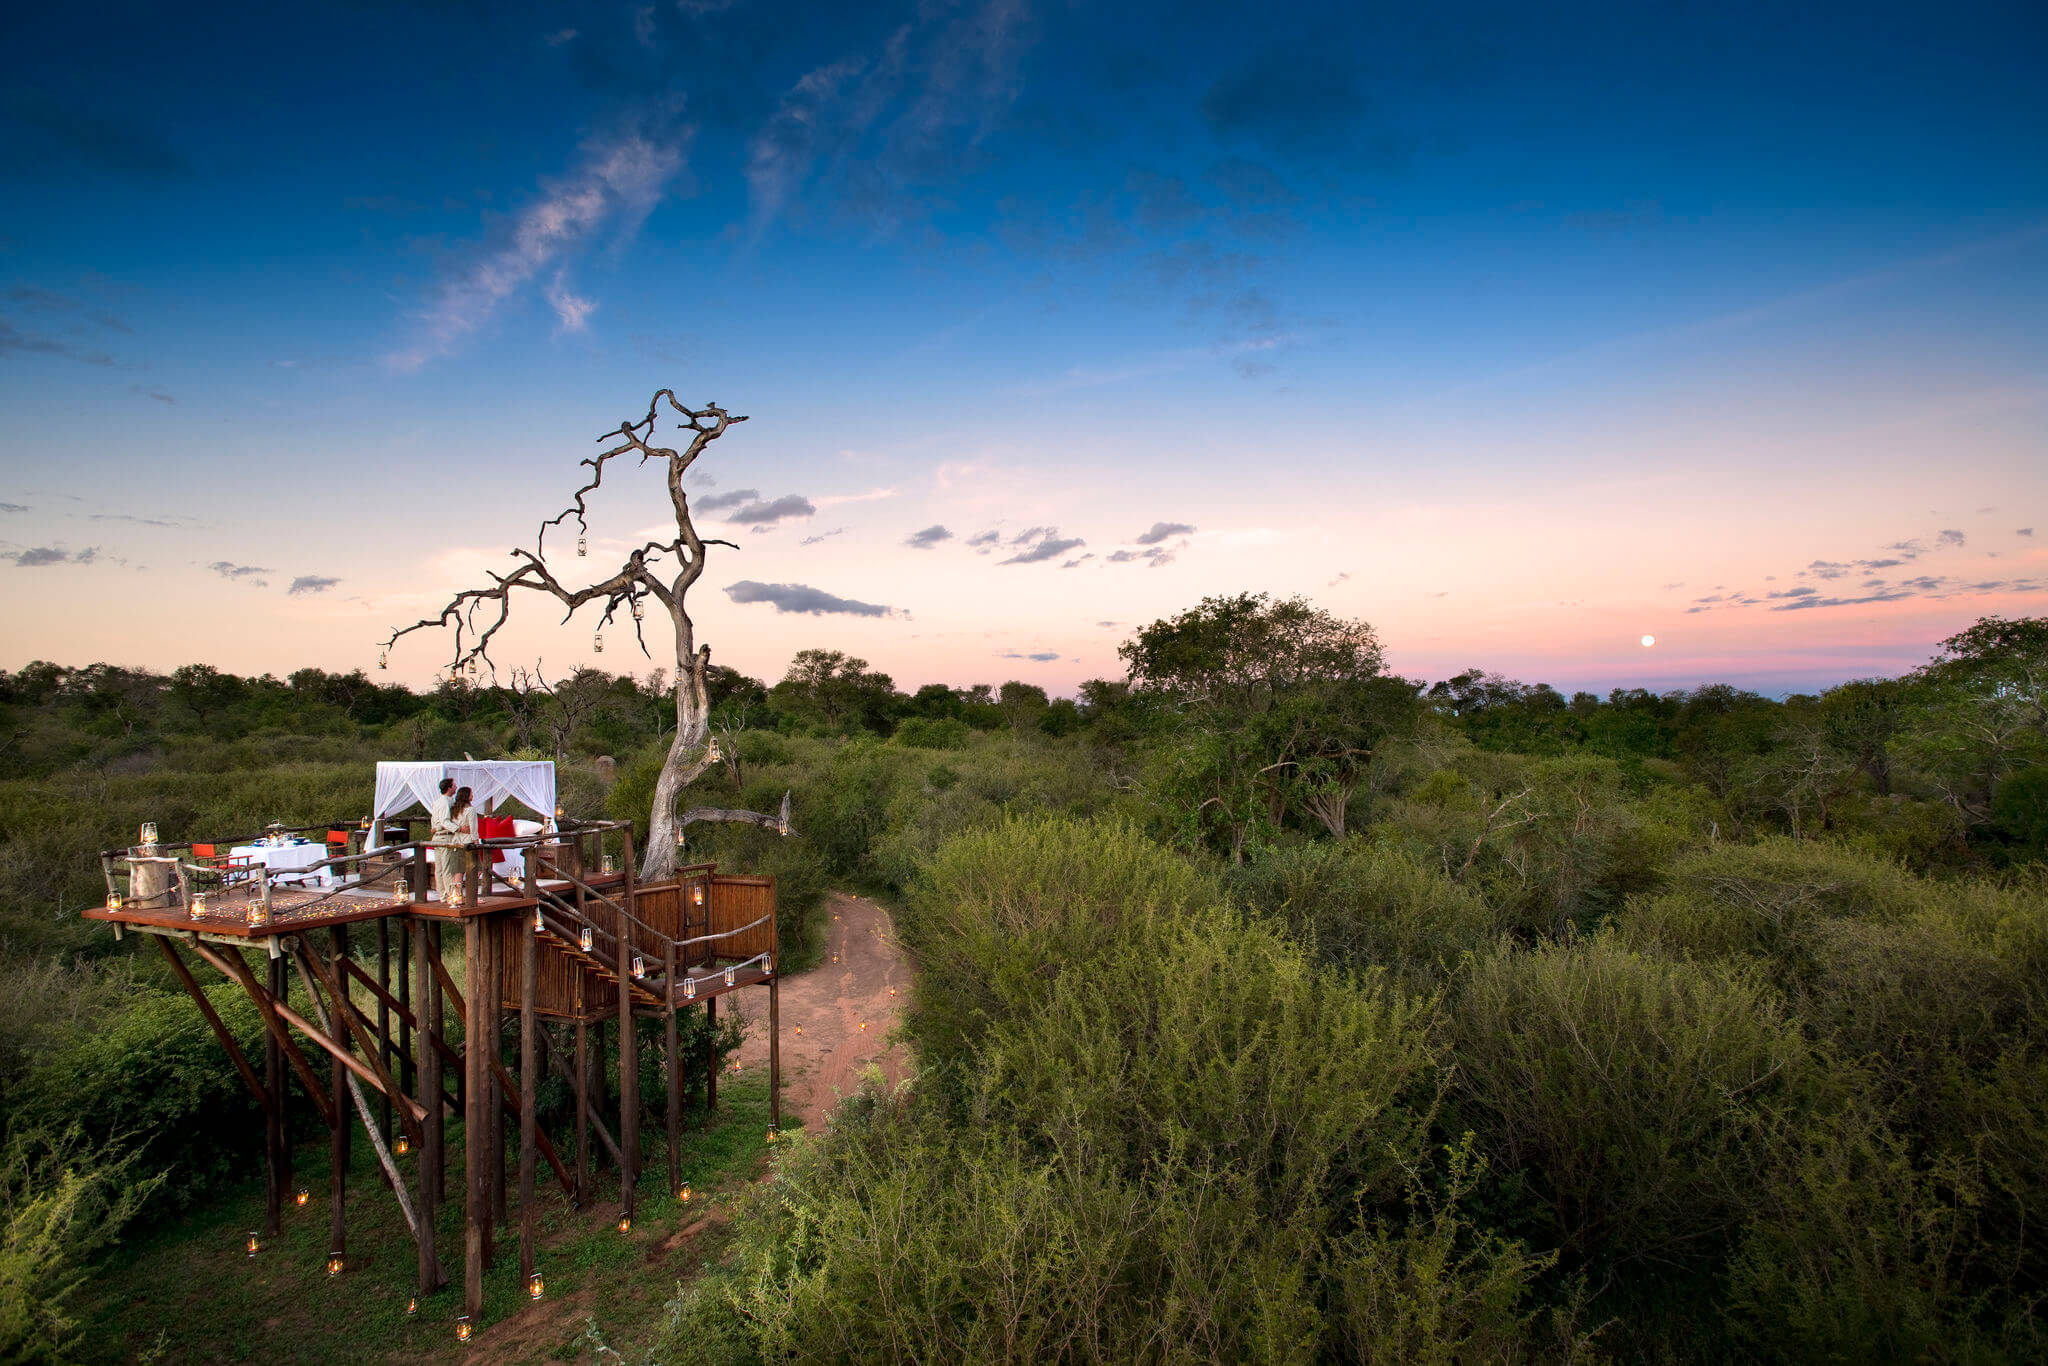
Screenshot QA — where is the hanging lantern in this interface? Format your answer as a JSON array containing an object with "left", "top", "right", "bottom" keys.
[
  {"left": 723, "top": 966, "right": 735, "bottom": 987},
  {"left": 617, "top": 1215, "right": 631, "bottom": 1234},
  {"left": 576, "top": 534, "right": 587, "bottom": 557},
  {"left": 107, "top": 892, "right": 123, "bottom": 911},
  {"left": 579, "top": 926, "right": 594, "bottom": 953},
  {"left": 690, "top": 885, "right": 705, "bottom": 908},
  {"left": 327, "top": 1252, "right": 344, "bottom": 1277},
  {"left": 140, "top": 822, "right": 158, "bottom": 849},
  {"left": 466, "top": 657, "right": 479, "bottom": 679},
  {"left": 406, "top": 1297, "right": 418, "bottom": 1319},
  {"left": 378, "top": 648, "right": 389, "bottom": 671},
  {"left": 395, "top": 1134, "right": 410, "bottom": 1156},
  {"left": 683, "top": 976, "right": 696, "bottom": 1000},
  {"left": 593, "top": 631, "right": 603, "bottom": 654},
  {"left": 528, "top": 1272, "right": 544, "bottom": 1301},
  {"left": 632, "top": 954, "right": 646, "bottom": 980},
  {"left": 295, "top": 1188, "right": 309, "bottom": 1207},
  {"left": 455, "top": 1316, "right": 473, "bottom": 1343},
  {"left": 631, "top": 596, "right": 644, "bottom": 621},
  {"left": 246, "top": 1231, "right": 260, "bottom": 1257}
]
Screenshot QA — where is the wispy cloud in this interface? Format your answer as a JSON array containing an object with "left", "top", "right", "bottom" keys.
[
  {"left": 288, "top": 575, "right": 340, "bottom": 595},
  {"left": 724, "top": 580, "right": 895, "bottom": 617},
  {"left": 0, "top": 319, "right": 113, "bottom": 366},
  {"left": 387, "top": 109, "right": 690, "bottom": 370},
  {"left": 904, "top": 524, "right": 952, "bottom": 549},
  {"left": 999, "top": 526, "right": 1084, "bottom": 565},
  {"left": 208, "top": 561, "right": 271, "bottom": 587},
  {"left": 800, "top": 527, "right": 846, "bottom": 546},
  {"left": 10, "top": 545, "right": 95, "bottom": 567},
  {"left": 543, "top": 271, "right": 597, "bottom": 332},
  {"left": 1133, "top": 521, "right": 1194, "bottom": 545},
  {"left": 127, "top": 383, "right": 175, "bottom": 404}
]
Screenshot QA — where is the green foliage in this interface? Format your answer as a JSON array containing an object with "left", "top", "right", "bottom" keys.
[
  {"left": 891, "top": 715, "right": 970, "bottom": 749},
  {"left": 0, "top": 1130, "right": 161, "bottom": 1365},
  {"left": 1450, "top": 937, "right": 1815, "bottom": 1268}
]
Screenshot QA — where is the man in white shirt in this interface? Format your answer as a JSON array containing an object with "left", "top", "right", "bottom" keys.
[{"left": 427, "top": 776, "right": 457, "bottom": 901}]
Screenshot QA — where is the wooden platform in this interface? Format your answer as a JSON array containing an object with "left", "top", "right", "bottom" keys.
[{"left": 82, "top": 870, "right": 633, "bottom": 938}]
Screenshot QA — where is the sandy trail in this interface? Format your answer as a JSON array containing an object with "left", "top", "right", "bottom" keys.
[{"left": 727, "top": 890, "right": 913, "bottom": 1132}]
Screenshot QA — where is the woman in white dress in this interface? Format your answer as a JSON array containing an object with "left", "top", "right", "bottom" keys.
[{"left": 435, "top": 786, "right": 481, "bottom": 904}]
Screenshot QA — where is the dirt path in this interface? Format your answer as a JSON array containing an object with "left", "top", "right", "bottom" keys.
[{"left": 726, "top": 890, "right": 913, "bottom": 1131}]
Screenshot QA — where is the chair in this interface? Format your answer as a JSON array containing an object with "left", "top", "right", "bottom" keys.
[{"left": 189, "top": 843, "right": 259, "bottom": 894}]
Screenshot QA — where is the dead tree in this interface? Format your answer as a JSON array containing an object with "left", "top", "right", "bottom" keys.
[{"left": 383, "top": 391, "right": 789, "bottom": 880}]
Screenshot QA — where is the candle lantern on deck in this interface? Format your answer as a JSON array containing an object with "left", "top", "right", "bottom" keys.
[
  {"left": 602, "top": 854, "right": 616, "bottom": 874},
  {"left": 247, "top": 896, "right": 268, "bottom": 928},
  {"left": 139, "top": 822, "right": 158, "bottom": 850},
  {"left": 723, "top": 966, "right": 735, "bottom": 987},
  {"left": 682, "top": 975, "right": 696, "bottom": 1000},
  {"left": 107, "top": 892, "right": 123, "bottom": 911},
  {"left": 192, "top": 893, "right": 208, "bottom": 916}
]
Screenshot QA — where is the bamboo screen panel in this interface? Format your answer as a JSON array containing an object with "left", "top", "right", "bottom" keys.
[{"left": 707, "top": 875, "right": 775, "bottom": 961}]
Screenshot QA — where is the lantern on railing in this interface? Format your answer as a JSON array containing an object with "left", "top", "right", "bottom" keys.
[
  {"left": 576, "top": 534, "right": 587, "bottom": 557},
  {"left": 456, "top": 1316, "right": 473, "bottom": 1343},
  {"left": 578, "top": 926, "right": 594, "bottom": 953},
  {"left": 723, "top": 966, "right": 735, "bottom": 987},
  {"left": 327, "top": 1252, "right": 344, "bottom": 1277},
  {"left": 632, "top": 954, "right": 646, "bottom": 979},
  {"left": 682, "top": 976, "right": 696, "bottom": 1000},
  {"left": 107, "top": 892, "right": 123, "bottom": 911},
  {"left": 246, "top": 1231, "right": 260, "bottom": 1257},
  {"left": 601, "top": 854, "right": 616, "bottom": 874},
  {"left": 140, "top": 822, "right": 158, "bottom": 849},
  {"left": 528, "top": 1271, "right": 544, "bottom": 1301},
  {"left": 592, "top": 631, "right": 603, "bottom": 654},
  {"left": 533, "top": 907, "right": 544, "bottom": 934}
]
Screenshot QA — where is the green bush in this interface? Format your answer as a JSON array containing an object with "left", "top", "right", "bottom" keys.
[
  {"left": 1450, "top": 936, "right": 1815, "bottom": 1268},
  {"left": 1225, "top": 839, "right": 1497, "bottom": 989},
  {"left": 892, "top": 716, "right": 970, "bottom": 750},
  {"left": 0, "top": 1129, "right": 161, "bottom": 1365}
]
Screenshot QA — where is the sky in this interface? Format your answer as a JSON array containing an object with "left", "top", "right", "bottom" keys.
[{"left": 2, "top": 0, "right": 2044, "bottom": 698}]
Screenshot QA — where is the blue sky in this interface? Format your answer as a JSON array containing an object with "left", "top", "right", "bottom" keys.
[{"left": 2, "top": 0, "right": 2044, "bottom": 695}]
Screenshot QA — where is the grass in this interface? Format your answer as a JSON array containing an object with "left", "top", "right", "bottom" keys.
[{"left": 75, "top": 1071, "right": 793, "bottom": 1365}]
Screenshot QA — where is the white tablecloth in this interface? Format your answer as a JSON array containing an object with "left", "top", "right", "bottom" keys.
[{"left": 231, "top": 841, "right": 335, "bottom": 887}]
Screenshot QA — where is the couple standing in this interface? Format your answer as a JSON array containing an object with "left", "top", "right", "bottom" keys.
[{"left": 428, "top": 776, "right": 481, "bottom": 904}]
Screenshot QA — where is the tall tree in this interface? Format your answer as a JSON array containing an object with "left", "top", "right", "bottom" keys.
[{"left": 383, "top": 391, "right": 786, "bottom": 879}]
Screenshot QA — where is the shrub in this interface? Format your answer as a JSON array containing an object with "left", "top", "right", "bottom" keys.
[
  {"left": 1450, "top": 936, "right": 1815, "bottom": 1268},
  {"left": 892, "top": 716, "right": 970, "bottom": 750},
  {"left": 1225, "top": 839, "right": 1497, "bottom": 989},
  {"left": 0, "top": 1129, "right": 161, "bottom": 1365}
]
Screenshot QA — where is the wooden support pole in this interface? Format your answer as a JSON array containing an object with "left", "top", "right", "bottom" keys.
[
  {"left": 769, "top": 970, "right": 781, "bottom": 1138},
  {"left": 194, "top": 942, "right": 338, "bottom": 1130},
  {"left": 397, "top": 906, "right": 413, "bottom": 1112},
  {"left": 266, "top": 952, "right": 288, "bottom": 1237},
  {"left": 520, "top": 910, "right": 537, "bottom": 1290},
  {"left": 430, "top": 923, "right": 448, "bottom": 1205},
  {"left": 377, "top": 918, "right": 393, "bottom": 1151},
  {"left": 574, "top": 1020, "right": 590, "bottom": 1207},
  {"left": 665, "top": 940, "right": 680, "bottom": 1198},
  {"left": 618, "top": 908, "right": 638, "bottom": 1221},
  {"left": 463, "top": 916, "right": 485, "bottom": 1322},
  {"left": 489, "top": 918, "right": 507, "bottom": 1240},
  {"left": 413, "top": 917, "right": 444, "bottom": 1295},
  {"left": 705, "top": 995, "right": 718, "bottom": 1118},
  {"left": 328, "top": 926, "right": 349, "bottom": 1268},
  {"left": 542, "top": 1020, "right": 625, "bottom": 1175}
]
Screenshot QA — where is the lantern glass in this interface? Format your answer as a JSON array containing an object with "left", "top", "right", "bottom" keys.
[
  {"left": 406, "top": 1297, "right": 418, "bottom": 1319},
  {"left": 723, "top": 966, "right": 735, "bottom": 987},
  {"left": 327, "top": 1253, "right": 343, "bottom": 1276},
  {"left": 580, "top": 926, "right": 594, "bottom": 953},
  {"left": 295, "top": 1187, "right": 309, "bottom": 1207},
  {"left": 617, "top": 1215, "right": 631, "bottom": 1234},
  {"left": 601, "top": 854, "right": 616, "bottom": 874},
  {"left": 456, "top": 1316, "right": 472, "bottom": 1342},
  {"left": 534, "top": 907, "right": 544, "bottom": 933},
  {"left": 632, "top": 955, "right": 645, "bottom": 979},
  {"left": 528, "top": 1272, "right": 544, "bottom": 1301},
  {"left": 683, "top": 977, "right": 696, "bottom": 999},
  {"left": 679, "top": 1183, "right": 691, "bottom": 1202},
  {"left": 108, "top": 892, "right": 123, "bottom": 911},
  {"left": 378, "top": 649, "right": 389, "bottom": 670},
  {"left": 395, "top": 1134, "right": 410, "bottom": 1156},
  {"left": 140, "top": 822, "right": 158, "bottom": 848},
  {"left": 193, "top": 894, "right": 208, "bottom": 916},
  {"left": 246, "top": 1231, "right": 259, "bottom": 1257},
  {"left": 690, "top": 885, "right": 704, "bottom": 907}
]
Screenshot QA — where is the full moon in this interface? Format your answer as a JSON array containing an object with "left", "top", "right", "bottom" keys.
[{"left": 1641, "top": 634, "right": 1656, "bottom": 647}]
